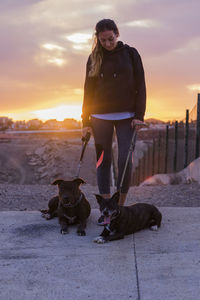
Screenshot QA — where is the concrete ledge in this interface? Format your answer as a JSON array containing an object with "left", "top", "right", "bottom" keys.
[{"left": 0, "top": 208, "right": 200, "bottom": 299}]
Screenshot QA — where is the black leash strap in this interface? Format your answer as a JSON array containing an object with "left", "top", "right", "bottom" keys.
[
  {"left": 76, "top": 131, "right": 91, "bottom": 177},
  {"left": 119, "top": 128, "right": 137, "bottom": 191},
  {"left": 80, "top": 131, "right": 91, "bottom": 161},
  {"left": 119, "top": 122, "right": 147, "bottom": 192}
]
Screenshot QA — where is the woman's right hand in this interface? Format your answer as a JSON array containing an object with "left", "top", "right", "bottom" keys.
[{"left": 82, "top": 126, "right": 92, "bottom": 139}]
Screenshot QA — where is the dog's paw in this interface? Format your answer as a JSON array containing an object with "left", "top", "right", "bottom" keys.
[
  {"left": 41, "top": 212, "right": 50, "bottom": 219},
  {"left": 77, "top": 230, "right": 86, "bottom": 236},
  {"left": 150, "top": 225, "right": 158, "bottom": 231},
  {"left": 40, "top": 209, "right": 48, "bottom": 214},
  {"left": 93, "top": 236, "right": 106, "bottom": 244},
  {"left": 45, "top": 214, "right": 52, "bottom": 220},
  {"left": 60, "top": 229, "right": 69, "bottom": 234}
]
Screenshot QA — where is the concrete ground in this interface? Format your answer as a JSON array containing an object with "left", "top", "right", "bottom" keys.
[{"left": 0, "top": 208, "right": 200, "bottom": 300}]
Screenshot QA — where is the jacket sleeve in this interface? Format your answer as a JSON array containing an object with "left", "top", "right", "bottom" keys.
[
  {"left": 130, "top": 48, "right": 146, "bottom": 121},
  {"left": 81, "top": 56, "right": 96, "bottom": 127}
]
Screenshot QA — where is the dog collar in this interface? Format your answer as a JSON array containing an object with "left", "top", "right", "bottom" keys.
[
  {"left": 62, "top": 193, "right": 83, "bottom": 208},
  {"left": 111, "top": 209, "right": 120, "bottom": 221},
  {"left": 105, "top": 224, "right": 111, "bottom": 232}
]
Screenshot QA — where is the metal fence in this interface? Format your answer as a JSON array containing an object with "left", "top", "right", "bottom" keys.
[{"left": 131, "top": 93, "right": 200, "bottom": 186}]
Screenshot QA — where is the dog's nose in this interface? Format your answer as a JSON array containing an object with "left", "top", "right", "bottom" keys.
[{"left": 103, "top": 209, "right": 109, "bottom": 217}]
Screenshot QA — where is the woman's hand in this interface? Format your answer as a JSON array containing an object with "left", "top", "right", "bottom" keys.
[
  {"left": 131, "top": 119, "right": 147, "bottom": 131},
  {"left": 82, "top": 126, "right": 92, "bottom": 139}
]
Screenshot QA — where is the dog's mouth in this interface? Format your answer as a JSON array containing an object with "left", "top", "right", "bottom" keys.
[
  {"left": 102, "top": 210, "right": 118, "bottom": 217},
  {"left": 102, "top": 211, "right": 112, "bottom": 219},
  {"left": 60, "top": 194, "right": 82, "bottom": 209},
  {"left": 103, "top": 216, "right": 111, "bottom": 224},
  {"left": 62, "top": 202, "right": 76, "bottom": 208}
]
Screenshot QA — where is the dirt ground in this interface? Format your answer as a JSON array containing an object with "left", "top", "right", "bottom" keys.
[
  {"left": 0, "top": 131, "right": 147, "bottom": 185},
  {"left": 0, "top": 131, "right": 200, "bottom": 211},
  {"left": 0, "top": 182, "right": 200, "bottom": 211},
  {"left": 0, "top": 132, "right": 97, "bottom": 185}
]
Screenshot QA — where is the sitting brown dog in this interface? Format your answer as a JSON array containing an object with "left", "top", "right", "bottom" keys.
[{"left": 41, "top": 178, "right": 91, "bottom": 236}]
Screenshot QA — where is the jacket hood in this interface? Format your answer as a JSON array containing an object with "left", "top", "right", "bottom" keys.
[{"left": 102, "top": 41, "right": 126, "bottom": 55}]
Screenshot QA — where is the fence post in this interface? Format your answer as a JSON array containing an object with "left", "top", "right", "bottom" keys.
[
  {"left": 138, "top": 158, "right": 142, "bottom": 185},
  {"left": 140, "top": 157, "right": 144, "bottom": 184},
  {"left": 144, "top": 148, "right": 149, "bottom": 180},
  {"left": 147, "top": 145, "right": 151, "bottom": 178},
  {"left": 136, "top": 165, "right": 140, "bottom": 186},
  {"left": 137, "top": 161, "right": 141, "bottom": 185},
  {"left": 134, "top": 166, "right": 139, "bottom": 186},
  {"left": 173, "top": 121, "right": 178, "bottom": 172},
  {"left": 142, "top": 153, "right": 146, "bottom": 182},
  {"left": 133, "top": 166, "right": 138, "bottom": 186},
  {"left": 157, "top": 132, "right": 161, "bottom": 173},
  {"left": 164, "top": 125, "right": 169, "bottom": 173},
  {"left": 152, "top": 138, "right": 155, "bottom": 175},
  {"left": 145, "top": 149, "right": 148, "bottom": 180},
  {"left": 195, "top": 94, "right": 200, "bottom": 158},
  {"left": 184, "top": 109, "right": 189, "bottom": 168}
]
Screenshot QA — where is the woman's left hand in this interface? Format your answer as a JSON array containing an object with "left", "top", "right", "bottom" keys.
[{"left": 131, "top": 119, "right": 146, "bottom": 130}]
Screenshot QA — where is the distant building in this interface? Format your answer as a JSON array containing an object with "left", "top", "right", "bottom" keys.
[
  {"left": 62, "top": 118, "right": 81, "bottom": 129},
  {"left": 0, "top": 116, "right": 13, "bottom": 131},
  {"left": 42, "top": 119, "right": 62, "bottom": 130},
  {"left": 26, "top": 119, "right": 43, "bottom": 130},
  {"left": 13, "top": 120, "right": 27, "bottom": 130},
  {"left": 0, "top": 116, "right": 81, "bottom": 131}
]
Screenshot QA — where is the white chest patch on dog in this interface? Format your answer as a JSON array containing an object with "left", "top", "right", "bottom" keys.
[
  {"left": 64, "top": 214, "right": 77, "bottom": 224},
  {"left": 106, "top": 224, "right": 116, "bottom": 235},
  {"left": 150, "top": 225, "right": 158, "bottom": 231}
]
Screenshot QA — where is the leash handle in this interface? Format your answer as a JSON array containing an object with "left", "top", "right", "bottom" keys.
[
  {"left": 80, "top": 131, "right": 91, "bottom": 161},
  {"left": 132, "top": 122, "right": 148, "bottom": 130},
  {"left": 81, "top": 131, "right": 91, "bottom": 143},
  {"left": 119, "top": 128, "right": 137, "bottom": 191}
]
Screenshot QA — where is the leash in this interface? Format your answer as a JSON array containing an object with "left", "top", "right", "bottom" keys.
[
  {"left": 76, "top": 131, "right": 91, "bottom": 178},
  {"left": 119, "top": 123, "right": 147, "bottom": 192}
]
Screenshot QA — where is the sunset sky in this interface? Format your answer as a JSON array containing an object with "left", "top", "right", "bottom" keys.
[{"left": 0, "top": 0, "right": 200, "bottom": 122}]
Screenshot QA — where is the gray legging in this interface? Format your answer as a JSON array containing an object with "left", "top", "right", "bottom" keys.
[{"left": 91, "top": 116, "right": 134, "bottom": 194}]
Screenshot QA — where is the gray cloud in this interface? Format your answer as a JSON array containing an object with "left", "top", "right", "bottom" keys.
[{"left": 0, "top": 0, "right": 199, "bottom": 120}]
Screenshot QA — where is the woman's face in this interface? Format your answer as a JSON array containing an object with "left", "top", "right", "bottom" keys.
[{"left": 98, "top": 30, "right": 118, "bottom": 51}]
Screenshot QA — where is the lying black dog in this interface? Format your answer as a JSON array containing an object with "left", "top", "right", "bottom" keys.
[
  {"left": 94, "top": 191, "right": 162, "bottom": 243},
  {"left": 41, "top": 178, "right": 91, "bottom": 236}
]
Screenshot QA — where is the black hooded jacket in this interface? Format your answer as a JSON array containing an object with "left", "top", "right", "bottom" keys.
[{"left": 82, "top": 41, "right": 146, "bottom": 127}]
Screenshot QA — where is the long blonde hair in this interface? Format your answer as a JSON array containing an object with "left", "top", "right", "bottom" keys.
[
  {"left": 88, "top": 19, "right": 119, "bottom": 78},
  {"left": 88, "top": 34, "right": 103, "bottom": 77}
]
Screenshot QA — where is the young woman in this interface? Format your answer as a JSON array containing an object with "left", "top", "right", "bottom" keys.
[{"left": 82, "top": 19, "right": 146, "bottom": 224}]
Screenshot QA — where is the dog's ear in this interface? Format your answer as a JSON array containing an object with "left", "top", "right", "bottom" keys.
[
  {"left": 73, "top": 178, "right": 86, "bottom": 186},
  {"left": 111, "top": 191, "right": 120, "bottom": 203},
  {"left": 52, "top": 179, "right": 64, "bottom": 185},
  {"left": 94, "top": 194, "right": 103, "bottom": 204}
]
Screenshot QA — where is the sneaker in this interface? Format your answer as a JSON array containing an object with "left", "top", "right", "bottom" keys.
[{"left": 97, "top": 215, "right": 110, "bottom": 226}]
